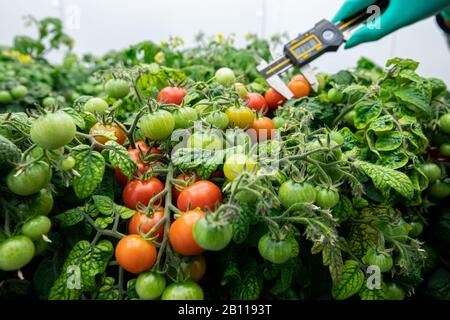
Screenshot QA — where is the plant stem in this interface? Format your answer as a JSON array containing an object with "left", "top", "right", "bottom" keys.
[{"left": 156, "top": 163, "right": 174, "bottom": 271}]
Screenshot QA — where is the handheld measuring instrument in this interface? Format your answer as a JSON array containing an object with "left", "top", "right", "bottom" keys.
[{"left": 257, "top": 0, "right": 389, "bottom": 98}]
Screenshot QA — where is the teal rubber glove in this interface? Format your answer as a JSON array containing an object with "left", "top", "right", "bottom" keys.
[{"left": 332, "top": 0, "right": 450, "bottom": 48}]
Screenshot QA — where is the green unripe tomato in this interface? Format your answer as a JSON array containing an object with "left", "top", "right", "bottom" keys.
[
  {"left": 30, "top": 188, "right": 54, "bottom": 216},
  {"left": 419, "top": 163, "right": 442, "bottom": 183},
  {"left": 0, "top": 236, "right": 35, "bottom": 271},
  {"left": 215, "top": 67, "right": 236, "bottom": 87},
  {"left": 440, "top": 143, "right": 450, "bottom": 157},
  {"left": 11, "top": 85, "right": 28, "bottom": 99},
  {"left": 258, "top": 233, "right": 297, "bottom": 264},
  {"left": 22, "top": 216, "right": 52, "bottom": 241},
  {"left": 384, "top": 283, "right": 405, "bottom": 300},
  {"left": 173, "top": 107, "right": 198, "bottom": 129},
  {"left": 30, "top": 111, "right": 77, "bottom": 149},
  {"left": 136, "top": 272, "right": 166, "bottom": 300},
  {"left": 105, "top": 79, "right": 130, "bottom": 99},
  {"left": 439, "top": 113, "right": 450, "bottom": 134},
  {"left": 205, "top": 111, "right": 229, "bottom": 130},
  {"left": 84, "top": 97, "right": 109, "bottom": 115},
  {"left": 42, "top": 97, "right": 57, "bottom": 107},
  {"left": 61, "top": 156, "right": 76, "bottom": 171},
  {"left": 362, "top": 248, "right": 393, "bottom": 273},
  {"left": 328, "top": 88, "right": 344, "bottom": 103},
  {"left": 343, "top": 110, "right": 355, "bottom": 127},
  {"left": 0, "top": 91, "right": 13, "bottom": 104}
]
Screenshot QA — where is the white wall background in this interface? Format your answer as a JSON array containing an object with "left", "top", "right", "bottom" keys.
[{"left": 1, "top": 0, "right": 449, "bottom": 83}]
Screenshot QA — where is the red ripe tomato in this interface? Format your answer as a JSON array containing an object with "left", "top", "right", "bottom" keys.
[
  {"left": 264, "top": 88, "right": 286, "bottom": 110},
  {"left": 244, "top": 92, "right": 268, "bottom": 115},
  {"left": 177, "top": 180, "right": 222, "bottom": 212},
  {"left": 157, "top": 87, "right": 186, "bottom": 105},
  {"left": 169, "top": 210, "right": 205, "bottom": 256},
  {"left": 129, "top": 209, "right": 165, "bottom": 242},
  {"left": 288, "top": 76, "right": 311, "bottom": 98},
  {"left": 122, "top": 178, "right": 165, "bottom": 210},
  {"left": 172, "top": 173, "right": 199, "bottom": 200},
  {"left": 115, "top": 235, "right": 157, "bottom": 274}
]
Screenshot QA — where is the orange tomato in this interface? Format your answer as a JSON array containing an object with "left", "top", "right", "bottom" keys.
[
  {"left": 115, "top": 234, "right": 157, "bottom": 273},
  {"left": 89, "top": 122, "right": 127, "bottom": 146},
  {"left": 169, "top": 210, "right": 205, "bottom": 256},
  {"left": 288, "top": 76, "right": 311, "bottom": 99},
  {"left": 128, "top": 209, "right": 165, "bottom": 242},
  {"left": 250, "top": 116, "right": 276, "bottom": 141}
]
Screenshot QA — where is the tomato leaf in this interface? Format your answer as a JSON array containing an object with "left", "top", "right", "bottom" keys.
[
  {"left": 54, "top": 207, "right": 85, "bottom": 227},
  {"left": 322, "top": 243, "right": 344, "bottom": 286},
  {"left": 331, "top": 260, "right": 365, "bottom": 300},
  {"left": 375, "top": 131, "right": 403, "bottom": 151},
  {"left": 394, "top": 87, "right": 431, "bottom": 116},
  {"left": 95, "top": 277, "right": 119, "bottom": 300},
  {"left": 230, "top": 259, "right": 263, "bottom": 300},
  {"left": 117, "top": 204, "right": 135, "bottom": 220},
  {"left": 354, "top": 100, "right": 382, "bottom": 129},
  {"left": 356, "top": 161, "right": 414, "bottom": 199},
  {"left": 333, "top": 196, "right": 356, "bottom": 223},
  {"left": 126, "top": 279, "right": 139, "bottom": 300},
  {"left": 105, "top": 141, "right": 137, "bottom": 181},
  {"left": 359, "top": 282, "right": 385, "bottom": 300},
  {"left": 92, "top": 195, "right": 113, "bottom": 215},
  {"left": 70, "top": 145, "right": 105, "bottom": 199},
  {"left": 376, "top": 149, "right": 409, "bottom": 170},
  {"left": 368, "top": 115, "right": 394, "bottom": 133},
  {"left": 48, "top": 240, "right": 114, "bottom": 300}
]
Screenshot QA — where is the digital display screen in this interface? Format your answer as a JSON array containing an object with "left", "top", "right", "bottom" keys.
[{"left": 293, "top": 37, "right": 319, "bottom": 56}]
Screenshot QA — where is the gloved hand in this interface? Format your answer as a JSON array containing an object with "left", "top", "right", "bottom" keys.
[{"left": 332, "top": 0, "right": 450, "bottom": 48}]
